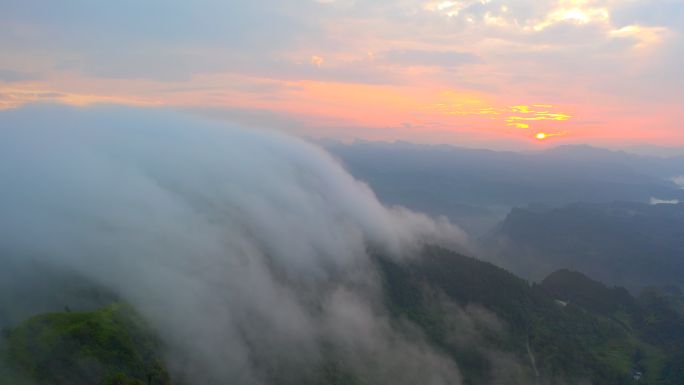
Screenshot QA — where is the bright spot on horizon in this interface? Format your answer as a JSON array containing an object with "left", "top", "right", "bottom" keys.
[{"left": 537, "top": 133, "right": 546, "bottom": 139}]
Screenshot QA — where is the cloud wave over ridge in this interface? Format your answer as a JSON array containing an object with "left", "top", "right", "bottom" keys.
[{"left": 0, "top": 105, "right": 468, "bottom": 384}]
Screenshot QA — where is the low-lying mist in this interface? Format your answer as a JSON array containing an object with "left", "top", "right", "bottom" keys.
[{"left": 0, "top": 104, "right": 469, "bottom": 384}]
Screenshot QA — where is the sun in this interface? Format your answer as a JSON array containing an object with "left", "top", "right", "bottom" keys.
[{"left": 536, "top": 133, "right": 546, "bottom": 139}]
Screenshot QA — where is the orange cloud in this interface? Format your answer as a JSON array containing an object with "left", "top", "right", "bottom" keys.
[
  {"left": 0, "top": 87, "right": 159, "bottom": 109},
  {"left": 418, "top": 100, "right": 578, "bottom": 140},
  {"left": 311, "top": 56, "right": 324, "bottom": 67}
]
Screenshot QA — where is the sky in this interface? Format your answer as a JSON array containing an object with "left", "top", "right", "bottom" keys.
[{"left": 1, "top": 0, "right": 682, "bottom": 150}]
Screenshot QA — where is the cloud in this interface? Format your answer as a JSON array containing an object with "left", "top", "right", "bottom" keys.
[
  {"left": 381, "top": 49, "right": 483, "bottom": 67},
  {"left": 150, "top": 82, "right": 303, "bottom": 96},
  {"left": 523, "top": 19, "right": 609, "bottom": 45},
  {"left": 73, "top": 50, "right": 403, "bottom": 84},
  {"left": 0, "top": 0, "right": 682, "bottom": 148},
  {"left": 0, "top": 104, "right": 468, "bottom": 384},
  {"left": 671, "top": 175, "right": 684, "bottom": 189},
  {"left": 0, "top": 69, "right": 43, "bottom": 83},
  {"left": 0, "top": 91, "right": 66, "bottom": 99},
  {"left": 311, "top": 55, "right": 324, "bottom": 67},
  {"left": 0, "top": 92, "right": 68, "bottom": 108},
  {"left": 179, "top": 105, "right": 306, "bottom": 132},
  {"left": 0, "top": 1, "right": 316, "bottom": 52},
  {"left": 611, "top": 0, "right": 684, "bottom": 30},
  {"left": 650, "top": 197, "right": 680, "bottom": 204},
  {"left": 36, "top": 92, "right": 67, "bottom": 98},
  {"left": 255, "top": 95, "right": 288, "bottom": 101},
  {"left": 421, "top": 291, "right": 532, "bottom": 385},
  {"left": 234, "top": 81, "right": 305, "bottom": 94}
]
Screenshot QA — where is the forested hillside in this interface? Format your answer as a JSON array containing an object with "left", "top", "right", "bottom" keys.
[
  {"left": 478, "top": 201, "right": 684, "bottom": 292},
  {"left": 2, "top": 245, "right": 683, "bottom": 385},
  {"left": 0, "top": 304, "right": 170, "bottom": 385},
  {"left": 379, "top": 246, "right": 684, "bottom": 384}
]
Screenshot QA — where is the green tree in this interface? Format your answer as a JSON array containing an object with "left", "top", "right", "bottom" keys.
[{"left": 148, "top": 359, "right": 170, "bottom": 385}]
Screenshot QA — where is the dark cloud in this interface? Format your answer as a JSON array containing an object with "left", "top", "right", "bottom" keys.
[
  {"left": 0, "top": 69, "right": 42, "bottom": 82},
  {"left": 38, "top": 92, "right": 67, "bottom": 98}
]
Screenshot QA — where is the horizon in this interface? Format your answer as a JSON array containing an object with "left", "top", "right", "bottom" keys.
[{"left": 303, "top": 134, "right": 684, "bottom": 156}]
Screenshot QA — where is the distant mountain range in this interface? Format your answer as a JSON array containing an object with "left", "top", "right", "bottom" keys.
[
  {"left": 304, "top": 137, "right": 684, "bottom": 158},
  {"left": 305, "top": 136, "right": 684, "bottom": 159},
  {"left": 521, "top": 144, "right": 684, "bottom": 181},
  {"left": 304, "top": 138, "right": 684, "bottom": 237},
  {"left": 610, "top": 145, "right": 684, "bottom": 158}
]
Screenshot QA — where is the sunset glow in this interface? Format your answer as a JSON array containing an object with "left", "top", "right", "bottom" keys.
[
  {"left": 2, "top": 3, "right": 684, "bottom": 384},
  {"left": 0, "top": 0, "right": 681, "bottom": 150}
]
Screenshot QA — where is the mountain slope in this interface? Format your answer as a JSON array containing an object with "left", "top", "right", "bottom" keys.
[
  {"left": 378, "top": 246, "right": 643, "bottom": 385},
  {"left": 3, "top": 246, "right": 684, "bottom": 385},
  {"left": 478, "top": 201, "right": 684, "bottom": 292},
  {"left": 540, "top": 269, "right": 684, "bottom": 384}
]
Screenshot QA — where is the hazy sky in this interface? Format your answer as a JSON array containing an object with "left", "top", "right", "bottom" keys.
[{"left": 1, "top": 0, "right": 682, "bottom": 150}]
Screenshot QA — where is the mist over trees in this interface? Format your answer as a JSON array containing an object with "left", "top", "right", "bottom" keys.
[
  {"left": 0, "top": 105, "right": 468, "bottom": 385},
  {"left": 1, "top": 105, "right": 683, "bottom": 384}
]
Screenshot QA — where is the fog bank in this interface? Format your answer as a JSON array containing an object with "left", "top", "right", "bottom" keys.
[{"left": 0, "top": 105, "right": 468, "bottom": 384}]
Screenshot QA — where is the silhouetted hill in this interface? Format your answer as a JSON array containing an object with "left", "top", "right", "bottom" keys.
[
  {"left": 540, "top": 269, "right": 637, "bottom": 315},
  {"left": 526, "top": 144, "right": 684, "bottom": 181},
  {"left": 478, "top": 201, "right": 684, "bottom": 293},
  {"left": 618, "top": 145, "right": 684, "bottom": 159}
]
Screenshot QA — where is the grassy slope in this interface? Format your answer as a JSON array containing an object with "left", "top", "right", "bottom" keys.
[{"left": 0, "top": 303, "right": 169, "bottom": 385}]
